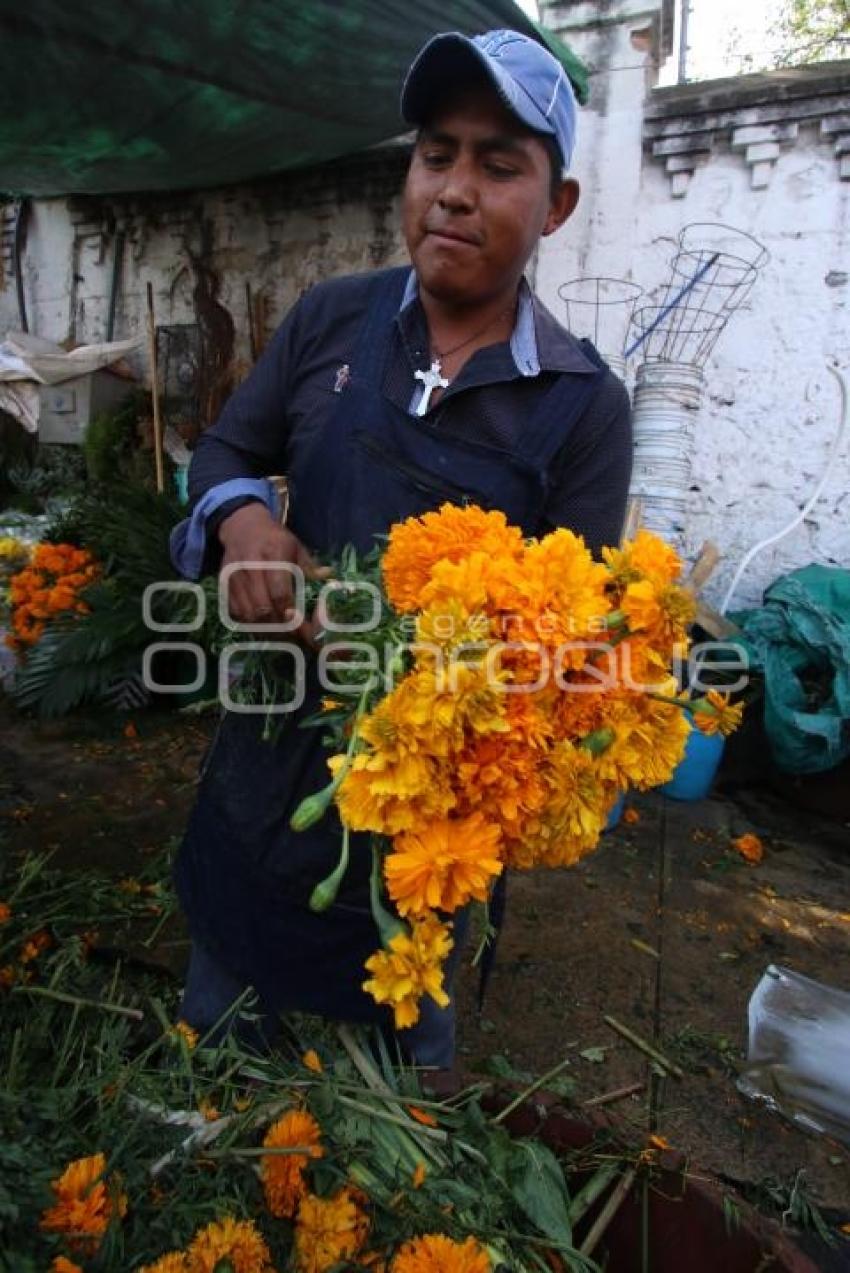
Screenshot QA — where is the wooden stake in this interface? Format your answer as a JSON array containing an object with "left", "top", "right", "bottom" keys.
[
  {"left": 146, "top": 281, "right": 165, "bottom": 494},
  {"left": 578, "top": 1166, "right": 637, "bottom": 1257},
  {"left": 603, "top": 1015, "right": 684, "bottom": 1080}
]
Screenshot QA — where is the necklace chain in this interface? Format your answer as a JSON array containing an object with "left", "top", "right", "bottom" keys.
[{"left": 431, "top": 304, "right": 514, "bottom": 361}]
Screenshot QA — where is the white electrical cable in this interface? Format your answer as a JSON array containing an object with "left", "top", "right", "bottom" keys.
[{"left": 719, "top": 364, "right": 849, "bottom": 616}]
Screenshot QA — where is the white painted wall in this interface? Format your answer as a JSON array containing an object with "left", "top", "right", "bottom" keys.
[{"left": 536, "top": 0, "right": 850, "bottom": 609}]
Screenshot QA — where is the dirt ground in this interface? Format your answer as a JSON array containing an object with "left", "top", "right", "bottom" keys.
[{"left": 2, "top": 697, "right": 849, "bottom": 1243}]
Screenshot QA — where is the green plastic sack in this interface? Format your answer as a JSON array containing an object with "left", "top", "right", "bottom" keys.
[{"left": 731, "top": 565, "right": 850, "bottom": 774}]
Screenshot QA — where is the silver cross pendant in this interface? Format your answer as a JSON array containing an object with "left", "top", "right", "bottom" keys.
[{"left": 414, "top": 358, "right": 449, "bottom": 416}]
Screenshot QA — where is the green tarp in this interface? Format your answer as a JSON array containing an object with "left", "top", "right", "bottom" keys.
[
  {"left": 0, "top": 3, "right": 588, "bottom": 197},
  {"left": 733, "top": 565, "right": 850, "bottom": 775}
]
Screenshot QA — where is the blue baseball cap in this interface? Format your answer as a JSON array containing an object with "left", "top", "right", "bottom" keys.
[{"left": 401, "top": 29, "right": 578, "bottom": 174}]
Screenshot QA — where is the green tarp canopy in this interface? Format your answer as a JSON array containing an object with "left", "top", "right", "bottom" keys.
[{"left": 0, "top": 3, "right": 588, "bottom": 197}]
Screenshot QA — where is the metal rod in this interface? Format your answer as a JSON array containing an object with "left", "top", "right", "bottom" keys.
[
  {"left": 625, "top": 252, "right": 720, "bottom": 359},
  {"left": 678, "top": 0, "right": 691, "bottom": 83}
]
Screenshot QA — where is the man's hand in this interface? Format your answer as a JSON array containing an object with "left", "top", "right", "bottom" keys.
[{"left": 218, "top": 503, "right": 326, "bottom": 638}]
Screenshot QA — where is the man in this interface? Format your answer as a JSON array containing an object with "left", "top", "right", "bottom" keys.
[{"left": 171, "top": 29, "right": 632, "bottom": 1066}]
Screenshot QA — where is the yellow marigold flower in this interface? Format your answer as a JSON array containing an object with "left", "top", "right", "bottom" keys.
[
  {"left": 692, "top": 689, "right": 744, "bottom": 737},
  {"left": 593, "top": 698, "right": 690, "bottom": 792},
  {"left": 731, "top": 832, "right": 764, "bottom": 864},
  {"left": 170, "top": 1020, "right": 199, "bottom": 1050},
  {"left": 519, "top": 528, "right": 610, "bottom": 641},
  {"left": 391, "top": 1233, "right": 491, "bottom": 1272},
  {"left": 415, "top": 596, "right": 492, "bottom": 657},
  {"left": 198, "top": 1100, "right": 220, "bottom": 1122},
  {"left": 0, "top": 901, "right": 10, "bottom": 923},
  {"left": 51, "top": 1257, "right": 85, "bottom": 1273},
  {"left": 294, "top": 1187, "right": 369, "bottom": 1272},
  {"left": 384, "top": 813, "right": 503, "bottom": 917},
  {"left": 363, "top": 915, "right": 453, "bottom": 1029},
  {"left": 138, "top": 1252, "right": 189, "bottom": 1273},
  {"left": 39, "top": 1152, "right": 127, "bottom": 1254},
  {"left": 261, "top": 1109, "right": 323, "bottom": 1219},
  {"left": 383, "top": 504, "right": 524, "bottom": 612},
  {"left": 603, "top": 529, "right": 683, "bottom": 587},
  {"left": 333, "top": 749, "right": 455, "bottom": 836},
  {"left": 528, "top": 742, "right": 614, "bottom": 866},
  {"left": 621, "top": 579, "right": 696, "bottom": 650},
  {"left": 302, "top": 1048, "right": 323, "bottom": 1073},
  {"left": 185, "top": 1216, "right": 274, "bottom": 1272}
]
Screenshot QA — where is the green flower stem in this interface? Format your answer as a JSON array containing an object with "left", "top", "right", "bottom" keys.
[
  {"left": 580, "top": 726, "right": 617, "bottom": 756},
  {"left": 369, "top": 841, "right": 405, "bottom": 948},
  {"left": 290, "top": 685, "right": 370, "bottom": 831},
  {"left": 308, "top": 825, "right": 350, "bottom": 913}
]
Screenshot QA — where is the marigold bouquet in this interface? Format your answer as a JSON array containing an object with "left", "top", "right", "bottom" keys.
[
  {"left": 6, "top": 541, "right": 99, "bottom": 651},
  {"left": 291, "top": 505, "right": 742, "bottom": 1030}
]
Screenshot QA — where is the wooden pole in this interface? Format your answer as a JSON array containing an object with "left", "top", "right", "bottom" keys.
[{"left": 146, "top": 281, "right": 165, "bottom": 494}]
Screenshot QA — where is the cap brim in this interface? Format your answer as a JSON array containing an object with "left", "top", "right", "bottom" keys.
[{"left": 400, "top": 32, "right": 554, "bottom": 142}]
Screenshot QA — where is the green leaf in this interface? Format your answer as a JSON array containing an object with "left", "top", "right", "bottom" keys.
[
  {"left": 507, "top": 1138, "right": 573, "bottom": 1248},
  {"left": 579, "top": 1046, "right": 607, "bottom": 1064}
]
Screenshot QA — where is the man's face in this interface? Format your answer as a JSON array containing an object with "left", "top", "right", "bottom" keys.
[{"left": 402, "top": 84, "right": 577, "bottom": 307}]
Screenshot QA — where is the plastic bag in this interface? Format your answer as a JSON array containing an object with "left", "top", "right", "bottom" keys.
[{"left": 738, "top": 964, "right": 850, "bottom": 1144}]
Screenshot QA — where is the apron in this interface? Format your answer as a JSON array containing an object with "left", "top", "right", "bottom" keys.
[{"left": 175, "top": 267, "right": 606, "bottom": 1024}]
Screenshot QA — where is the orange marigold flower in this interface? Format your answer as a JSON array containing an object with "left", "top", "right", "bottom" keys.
[
  {"left": 0, "top": 965, "right": 15, "bottom": 989},
  {"left": 623, "top": 807, "right": 640, "bottom": 825},
  {"left": 412, "top": 1162, "right": 427, "bottom": 1189},
  {"left": 731, "top": 833, "right": 764, "bottom": 864},
  {"left": 170, "top": 1020, "right": 199, "bottom": 1050},
  {"left": 391, "top": 1233, "right": 491, "bottom": 1272},
  {"left": 302, "top": 1049, "right": 323, "bottom": 1073},
  {"left": 261, "top": 1108, "right": 324, "bottom": 1219},
  {"left": 363, "top": 915, "right": 453, "bottom": 1030},
  {"left": 407, "top": 1106, "right": 438, "bottom": 1128},
  {"left": 384, "top": 813, "right": 503, "bottom": 917},
  {"left": 692, "top": 689, "right": 744, "bottom": 738},
  {"left": 39, "top": 1152, "right": 127, "bottom": 1254},
  {"left": 603, "top": 529, "right": 683, "bottom": 587},
  {"left": 621, "top": 578, "right": 695, "bottom": 650},
  {"left": 648, "top": 1133, "right": 670, "bottom": 1150},
  {"left": 19, "top": 928, "right": 52, "bottom": 963},
  {"left": 0, "top": 901, "right": 10, "bottom": 923},
  {"left": 382, "top": 504, "right": 524, "bottom": 612},
  {"left": 293, "top": 1187, "right": 369, "bottom": 1273},
  {"left": 198, "top": 1100, "right": 220, "bottom": 1122},
  {"left": 51, "top": 1258, "right": 85, "bottom": 1273},
  {"left": 138, "top": 1253, "right": 188, "bottom": 1273},
  {"left": 185, "top": 1216, "right": 274, "bottom": 1272}
]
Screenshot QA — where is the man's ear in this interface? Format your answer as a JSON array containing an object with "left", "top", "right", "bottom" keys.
[{"left": 543, "top": 178, "right": 580, "bottom": 237}]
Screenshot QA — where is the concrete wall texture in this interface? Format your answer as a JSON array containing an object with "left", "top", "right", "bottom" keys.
[{"left": 1, "top": 0, "right": 848, "bottom": 608}]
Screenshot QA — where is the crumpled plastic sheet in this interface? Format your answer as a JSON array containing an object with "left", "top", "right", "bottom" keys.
[{"left": 739, "top": 964, "right": 850, "bottom": 1144}]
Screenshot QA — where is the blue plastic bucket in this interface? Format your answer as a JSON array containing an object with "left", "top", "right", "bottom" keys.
[
  {"left": 661, "top": 723, "right": 725, "bottom": 801},
  {"left": 603, "top": 793, "right": 626, "bottom": 831}
]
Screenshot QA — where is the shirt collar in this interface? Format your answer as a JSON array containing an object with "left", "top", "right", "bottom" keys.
[{"left": 399, "top": 267, "right": 596, "bottom": 377}]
